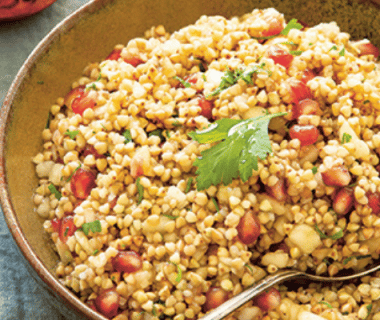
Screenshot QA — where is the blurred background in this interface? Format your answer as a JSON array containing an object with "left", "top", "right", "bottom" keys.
[{"left": 0, "top": 1, "right": 90, "bottom": 319}]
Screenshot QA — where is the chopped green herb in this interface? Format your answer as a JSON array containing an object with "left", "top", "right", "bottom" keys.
[
  {"left": 339, "top": 48, "right": 345, "bottom": 56},
  {"left": 64, "top": 227, "right": 69, "bottom": 237},
  {"left": 212, "top": 197, "right": 220, "bottom": 212},
  {"left": 172, "top": 120, "right": 181, "bottom": 127},
  {"left": 348, "top": 182, "right": 357, "bottom": 188},
  {"left": 152, "top": 305, "right": 158, "bottom": 317},
  {"left": 315, "top": 225, "right": 343, "bottom": 240},
  {"left": 312, "top": 166, "right": 318, "bottom": 174},
  {"left": 289, "top": 50, "right": 303, "bottom": 56},
  {"left": 341, "top": 132, "right": 352, "bottom": 144},
  {"left": 185, "top": 177, "right": 193, "bottom": 193},
  {"left": 245, "top": 263, "right": 254, "bottom": 274},
  {"left": 342, "top": 312, "right": 349, "bottom": 315},
  {"left": 92, "top": 249, "right": 99, "bottom": 255},
  {"left": 329, "top": 45, "right": 338, "bottom": 51},
  {"left": 280, "top": 41, "right": 296, "bottom": 46},
  {"left": 309, "top": 43, "right": 313, "bottom": 46},
  {"left": 101, "top": 124, "right": 107, "bottom": 131},
  {"left": 207, "top": 63, "right": 271, "bottom": 97},
  {"left": 86, "top": 83, "right": 97, "bottom": 91},
  {"left": 318, "top": 301, "right": 333, "bottom": 309},
  {"left": 45, "top": 111, "right": 52, "bottom": 129},
  {"left": 81, "top": 220, "right": 102, "bottom": 236},
  {"left": 48, "top": 184, "right": 62, "bottom": 200},
  {"left": 136, "top": 177, "right": 144, "bottom": 204},
  {"left": 174, "top": 76, "right": 191, "bottom": 88},
  {"left": 364, "top": 100, "right": 370, "bottom": 104},
  {"left": 123, "top": 129, "right": 132, "bottom": 143},
  {"left": 66, "top": 164, "right": 82, "bottom": 182},
  {"left": 37, "top": 80, "right": 44, "bottom": 85},
  {"left": 170, "top": 261, "right": 182, "bottom": 282},
  {"left": 366, "top": 304, "right": 372, "bottom": 320},
  {"left": 255, "top": 19, "right": 302, "bottom": 40},
  {"left": 199, "top": 63, "right": 206, "bottom": 73},
  {"left": 163, "top": 214, "right": 179, "bottom": 220},
  {"left": 343, "top": 254, "right": 372, "bottom": 265},
  {"left": 149, "top": 129, "right": 164, "bottom": 142},
  {"left": 65, "top": 129, "right": 80, "bottom": 139},
  {"left": 188, "top": 112, "right": 287, "bottom": 190},
  {"left": 165, "top": 130, "right": 171, "bottom": 138},
  {"left": 202, "top": 74, "right": 207, "bottom": 81},
  {"left": 323, "top": 258, "right": 331, "bottom": 266},
  {"left": 96, "top": 72, "right": 102, "bottom": 81}
]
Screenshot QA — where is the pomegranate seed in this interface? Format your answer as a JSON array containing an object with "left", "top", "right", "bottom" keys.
[
  {"left": 301, "top": 69, "right": 317, "bottom": 84},
  {"left": 106, "top": 48, "right": 122, "bottom": 60},
  {"left": 109, "top": 197, "right": 118, "bottom": 209},
  {"left": 270, "top": 241, "right": 289, "bottom": 253},
  {"left": 64, "top": 85, "right": 85, "bottom": 109},
  {"left": 289, "top": 124, "right": 319, "bottom": 146},
  {"left": 237, "top": 211, "right": 261, "bottom": 245},
  {"left": 94, "top": 289, "right": 120, "bottom": 319},
  {"left": 207, "top": 245, "right": 219, "bottom": 256},
  {"left": 123, "top": 54, "right": 144, "bottom": 67},
  {"left": 198, "top": 95, "right": 214, "bottom": 120},
  {"left": 321, "top": 165, "right": 351, "bottom": 187},
  {"left": 51, "top": 218, "right": 61, "bottom": 233},
  {"left": 203, "top": 287, "right": 228, "bottom": 312},
  {"left": 333, "top": 188, "right": 354, "bottom": 216},
  {"left": 111, "top": 251, "right": 142, "bottom": 273},
  {"left": 367, "top": 192, "right": 380, "bottom": 215},
  {"left": 262, "top": 17, "right": 283, "bottom": 37},
  {"left": 82, "top": 145, "right": 106, "bottom": 159},
  {"left": 292, "top": 98, "right": 319, "bottom": 119},
  {"left": 86, "top": 299, "right": 98, "bottom": 312},
  {"left": 265, "top": 178, "right": 287, "bottom": 202},
  {"left": 71, "top": 92, "right": 97, "bottom": 116},
  {"left": 253, "top": 288, "right": 281, "bottom": 312},
  {"left": 268, "top": 46, "right": 293, "bottom": 68},
  {"left": 184, "top": 74, "right": 198, "bottom": 85},
  {"left": 289, "top": 79, "right": 312, "bottom": 104},
  {"left": 357, "top": 42, "right": 379, "bottom": 59},
  {"left": 59, "top": 216, "right": 77, "bottom": 243},
  {"left": 70, "top": 168, "right": 96, "bottom": 199}
]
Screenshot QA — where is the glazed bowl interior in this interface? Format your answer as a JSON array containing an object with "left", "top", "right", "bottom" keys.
[{"left": 1, "top": 0, "right": 380, "bottom": 318}]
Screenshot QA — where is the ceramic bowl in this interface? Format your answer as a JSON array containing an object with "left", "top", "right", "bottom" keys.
[{"left": 1, "top": 0, "right": 380, "bottom": 319}]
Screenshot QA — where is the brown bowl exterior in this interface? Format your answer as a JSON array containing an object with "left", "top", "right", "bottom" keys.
[{"left": 1, "top": 0, "right": 380, "bottom": 319}]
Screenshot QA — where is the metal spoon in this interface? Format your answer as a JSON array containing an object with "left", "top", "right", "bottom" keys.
[{"left": 200, "top": 263, "right": 380, "bottom": 320}]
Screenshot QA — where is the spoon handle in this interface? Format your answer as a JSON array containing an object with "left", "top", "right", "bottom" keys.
[{"left": 199, "top": 269, "right": 304, "bottom": 320}]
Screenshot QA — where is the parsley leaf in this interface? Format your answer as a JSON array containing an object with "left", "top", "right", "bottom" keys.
[
  {"left": 339, "top": 48, "right": 345, "bottom": 56},
  {"left": 189, "top": 112, "right": 287, "bottom": 190},
  {"left": 65, "top": 129, "right": 80, "bottom": 139},
  {"left": 81, "top": 220, "right": 102, "bottom": 235},
  {"left": 341, "top": 132, "right": 352, "bottom": 144},
  {"left": 185, "top": 177, "right": 193, "bottom": 193},
  {"left": 329, "top": 45, "right": 338, "bottom": 51},
  {"left": 92, "top": 249, "right": 99, "bottom": 255},
  {"left": 170, "top": 261, "right": 182, "bottom": 282},
  {"left": 366, "top": 304, "right": 372, "bottom": 320},
  {"left": 318, "top": 301, "right": 333, "bottom": 309},
  {"left": 136, "top": 177, "right": 144, "bottom": 204},
  {"left": 245, "top": 263, "right": 254, "bottom": 274},
  {"left": 149, "top": 129, "right": 165, "bottom": 142},
  {"left": 174, "top": 76, "right": 191, "bottom": 88},
  {"left": 212, "top": 197, "right": 220, "bottom": 212},
  {"left": 163, "top": 214, "right": 179, "bottom": 220},
  {"left": 207, "top": 63, "right": 270, "bottom": 97},
  {"left": 289, "top": 50, "right": 303, "bottom": 56},
  {"left": 123, "top": 129, "right": 132, "bottom": 143},
  {"left": 312, "top": 166, "right": 318, "bottom": 174},
  {"left": 86, "top": 83, "right": 97, "bottom": 91},
  {"left": 48, "top": 184, "right": 62, "bottom": 200},
  {"left": 315, "top": 225, "right": 343, "bottom": 240},
  {"left": 343, "top": 254, "right": 372, "bottom": 265}
]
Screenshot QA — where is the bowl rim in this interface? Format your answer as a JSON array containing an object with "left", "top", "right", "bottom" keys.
[{"left": 0, "top": 0, "right": 109, "bottom": 318}]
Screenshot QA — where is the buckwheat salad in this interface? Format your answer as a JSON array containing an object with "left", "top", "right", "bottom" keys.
[{"left": 32, "top": 7, "right": 380, "bottom": 320}]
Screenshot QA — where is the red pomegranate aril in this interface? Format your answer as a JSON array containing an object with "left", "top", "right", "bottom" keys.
[
  {"left": 111, "top": 251, "right": 142, "bottom": 273},
  {"left": 253, "top": 288, "right": 281, "bottom": 312},
  {"left": 321, "top": 165, "right": 351, "bottom": 187},
  {"left": 70, "top": 168, "right": 97, "bottom": 200},
  {"left": 262, "top": 18, "right": 283, "bottom": 37},
  {"left": 301, "top": 69, "right": 317, "bottom": 84},
  {"left": 198, "top": 96, "right": 214, "bottom": 120},
  {"left": 333, "top": 188, "right": 354, "bottom": 216},
  {"left": 268, "top": 46, "right": 293, "bottom": 68},
  {"left": 51, "top": 218, "right": 61, "bottom": 233},
  {"left": 71, "top": 92, "right": 97, "bottom": 116},
  {"left": 203, "top": 287, "right": 228, "bottom": 312},
  {"left": 265, "top": 178, "right": 287, "bottom": 202},
  {"left": 94, "top": 289, "right": 120, "bottom": 319},
  {"left": 106, "top": 48, "right": 122, "bottom": 60},
  {"left": 357, "top": 42, "right": 379, "bottom": 59},
  {"left": 123, "top": 54, "right": 144, "bottom": 67},
  {"left": 64, "top": 85, "right": 85, "bottom": 109},
  {"left": 290, "top": 80, "right": 312, "bottom": 104},
  {"left": 289, "top": 124, "right": 319, "bottom": 146},
  {"left": 82, "top": 145, "right": 106, "bottom": 159},
  {"left": 237, "top": 211, "right": 261, "bottom": 245},
  {"left": 184, "top": 74, "right": 198, "bottom": 85},
  {"left": 295, "top": 99, "right": 319, "bottom": 118},
  {"left": 86, "top": 299, "right": 98, "bottom": 312},
  {"left": 59, "top": 216, "right": 77, "bottom": 243},
  {"left": 367, "top": 192, "right": 380, "bottom": 215}
]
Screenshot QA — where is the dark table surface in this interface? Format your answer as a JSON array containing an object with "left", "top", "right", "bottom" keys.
[{"left": 0, "top": 1, "right": 91, "bottom": 319}]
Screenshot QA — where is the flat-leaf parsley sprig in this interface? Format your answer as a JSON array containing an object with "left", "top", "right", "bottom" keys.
[{"left": 188, "top": 112, "right": 287, "bottom": 191}]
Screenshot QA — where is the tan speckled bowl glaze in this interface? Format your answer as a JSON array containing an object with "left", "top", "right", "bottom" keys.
[{"left": 1, "top": 0, "right": 379, "bottom": 318}]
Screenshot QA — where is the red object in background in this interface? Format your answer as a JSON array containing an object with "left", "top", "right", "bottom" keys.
[{"left": 0, "top": 0, "right": 57, "bottom": 21}]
